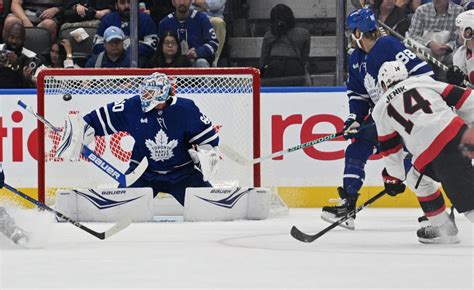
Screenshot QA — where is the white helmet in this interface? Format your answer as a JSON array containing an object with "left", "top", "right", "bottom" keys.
[
  {"left": 139, "top": 72, "right": 172, "bottom": 112},
  {"left": 377, "top": 61, "right": 408, "bottom": 91},
  {"left": 455, "top": 10, "right": 474, "bottom": 43}
]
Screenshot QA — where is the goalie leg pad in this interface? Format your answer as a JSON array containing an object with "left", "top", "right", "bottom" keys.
[
  {"left": 55, "top": 187, "right": 154, "bottom": 222},
  {"left": 55, "top": 113, "right": 95, "bottom": 161},
  {"left": 183, "top": 187, "right": 272, "bottom": 221}
]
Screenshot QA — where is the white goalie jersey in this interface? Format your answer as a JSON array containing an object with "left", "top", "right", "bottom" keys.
[{"left": 372, "top": 75, "right": 474, "bottom": 180}]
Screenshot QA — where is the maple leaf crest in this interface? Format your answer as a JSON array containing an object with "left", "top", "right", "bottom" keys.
[
  {"left": 145, "top": 129, "right": 178, "bottom": 162},
  {"left": 364, "top": 73, "right": 383, "bottom": 104}
]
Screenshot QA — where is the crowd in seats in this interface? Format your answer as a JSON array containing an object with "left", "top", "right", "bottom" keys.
[{"left": 0, "top": 0, "right": 473, "bottom": 88}]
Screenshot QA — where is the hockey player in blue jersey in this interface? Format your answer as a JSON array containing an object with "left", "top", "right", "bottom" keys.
[
  {"left": 56, "top": 72, "right": 219, "bottom": 206},
  {"left": 321, "top": 7, "right": 440, "bottom": 233},
  {"left": 158, "top": 0, "right": 219, "bottom": 67}
]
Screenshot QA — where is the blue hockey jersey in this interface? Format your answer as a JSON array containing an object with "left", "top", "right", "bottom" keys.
[
  {"left": 93, "top": 11, "right": 158, "bottom": 57},
  {"left": 83, "top": 96, "right": 219, "bottom": 181},
  {"left": 158, "top": 10, "right": 219, "bottom": 61},
  {"left": 347, "top": 36, "right": 434, "bottom": 122}
]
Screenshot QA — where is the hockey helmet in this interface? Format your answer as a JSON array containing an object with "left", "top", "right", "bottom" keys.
[
  {"left": 346, "top": 8, "right": 378, "bottom": 34},
  {"left": 455, "top": 10, "right": 474, "bottom": 42},
  {"left": 377, "top": 61, "right": 408, "bottom": 91},
  {"left": 139, "top": 72, "right": 172, "bottom": 112}
]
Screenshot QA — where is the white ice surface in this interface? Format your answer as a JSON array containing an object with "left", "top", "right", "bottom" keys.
[{"left": 1, "top": 208, "right": 473, "bottom": 289}]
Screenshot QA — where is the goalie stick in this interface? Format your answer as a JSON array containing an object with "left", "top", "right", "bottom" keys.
[
  {"left": 17, "top": 99, "right": 148, "bottom": 187},
  {"left": 221, "top": 123, "right": 375, "bottom": 166},
  {"left": 290, "top": 190, "right": 386, "bottom": 243},
  {"left": 3, "top": 183, "right": 132, "bottom": 240}
]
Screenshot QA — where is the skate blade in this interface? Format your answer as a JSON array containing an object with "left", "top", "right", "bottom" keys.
[
  {"left": 321, "top": 212, "right": 355, "bottom": 230},
  {"left": 418, "top": 235, "right": 460, "bottom": 244}
]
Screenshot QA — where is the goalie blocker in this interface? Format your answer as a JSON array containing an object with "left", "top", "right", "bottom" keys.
[{"left": 56, "top": 186, "right": 276, "bottom": 222}]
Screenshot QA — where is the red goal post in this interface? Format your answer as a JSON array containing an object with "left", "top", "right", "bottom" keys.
[{"left": 36, "top": 68, "right": 261, "bottom": 203}]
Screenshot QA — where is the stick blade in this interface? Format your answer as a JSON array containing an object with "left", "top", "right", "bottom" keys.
[
  {"left": 220, "top": 144, "right": 253, "bottom": 166},
  {"left": 290, "top": 226, "right": 317, "bottom": 243},
  {"left": 102, "top": 217, "right": 132, "bottom": 240},
  {"left": 125, "top": 157, "right": 148, "bottom": 186}
]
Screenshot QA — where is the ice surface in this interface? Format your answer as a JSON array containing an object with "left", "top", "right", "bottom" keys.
[{"left": 1, "top": 208, "right": 473, "bottom": 289}]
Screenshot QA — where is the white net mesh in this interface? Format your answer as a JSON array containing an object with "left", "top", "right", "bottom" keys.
[{"left": 38, "top": 68, "right": 260, "bottom": 203}]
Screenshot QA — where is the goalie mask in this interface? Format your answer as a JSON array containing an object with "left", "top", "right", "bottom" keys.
[
  {"left": 455, "top": 10, "right": 474, "bottom": 46},
  {"left": 139, "top": 72, "right": 172, "bottom": 112},
  {"left": 377, "top": 61, "right": 408, "bottom": 91}
]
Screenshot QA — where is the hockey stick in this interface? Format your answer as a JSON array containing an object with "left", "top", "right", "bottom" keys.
[
  {"left": 3, "top": 183, "right": 132, "bottom": 240},
  {"left": 17, "top": 99, "right": 148, "bottom": 187},
  {"left": 377, "top": 20, "right": 449, "bottom": 72},
  {"left": 221, "top": 123, "right": 375, "bottom": 166},
  {"left": 290, "top": 189, "right": 386, "bottom": 243}
]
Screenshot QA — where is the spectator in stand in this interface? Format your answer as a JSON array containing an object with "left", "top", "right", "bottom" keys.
[
  {"left": 144, "top": 0, "right": 174, "bottom": 29},
  {"left": 93, "top": 0, "right": 157, "bottom": 64},
  {"left": 192, "top": 0, "right": 226, "bottom": 66},
  {"left": 148, "top": 30, "right": 190, "bottom": 67},
  {"left": 260, "top": 4, "right": 310, "bottom": 86},
  {"left": 374, "top": 0, "right": 410, "bottom": 36},
  {"left": 0, "top": 0, "right": 12, "bottom": 42},
  {"left": 5, "top": 0, "right": 64, "bottom": 41},
  {"left": 0, "top": 22, "right": 37, "bottom": 88},
  {"left": 39, "top": 38, "right": 75, "bottom": 67},
  {"left": 86, "top": 25, "right": 129, "bottom": 67},
  {"left": 158, "top": 0, "right": 219, "bottom": 68},
  {"left": 408, "top": 0, "right": 464, "bottom": 80},
  {"left": 32, "top": 38, "right": 77, "bottom": 85},
  {"left": 62, "top": 0, "right": 114, "bottom": 24}
]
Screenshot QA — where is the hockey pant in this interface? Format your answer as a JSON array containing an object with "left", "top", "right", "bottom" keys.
[
  {"left": 406, "top": 126, "right": 474, "bottom": 226},
  {"left": 125, "top": 169, "right": 211, "bottom": 206}
]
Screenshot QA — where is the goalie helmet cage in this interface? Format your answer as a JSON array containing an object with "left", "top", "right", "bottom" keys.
[{"left": 36, "top": 68, "right": 261, "bottom": 203}]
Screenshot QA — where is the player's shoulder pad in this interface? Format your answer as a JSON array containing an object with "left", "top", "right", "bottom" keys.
[
  {"left": 377, "top": 35, "right": 403, "bottom": 48},
  {"left": 125, "top": 95, "right": 143, "bottom": 110},
  {"left": 173, "top": 96, "right": 198, "bottom": 110},
  {"left": 348, "top": 48, "right": 365, "bottom": 68}
]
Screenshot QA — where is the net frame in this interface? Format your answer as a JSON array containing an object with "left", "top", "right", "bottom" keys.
[{"left": 36, "top": 68, "right": 261, "bottom": 203}]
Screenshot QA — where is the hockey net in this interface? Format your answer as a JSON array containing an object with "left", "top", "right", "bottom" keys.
[{"left": 36, "top": 68, "right": 263, "bottom": 206}]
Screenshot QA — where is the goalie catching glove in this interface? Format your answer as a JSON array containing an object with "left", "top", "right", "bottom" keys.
[
  {"left": 55, "top": 113, "right": 95, "bottom": 161},
  {"left": 188, "top": 144, "right": 219, "bottom": 182}
]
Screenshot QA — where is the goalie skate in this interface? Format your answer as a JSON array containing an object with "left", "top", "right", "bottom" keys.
[{"left": 321, "top": 187, "right": 358, "bottom": 230}]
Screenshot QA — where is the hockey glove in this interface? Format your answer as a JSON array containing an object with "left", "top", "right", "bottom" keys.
[
  {"left": 343, "top": 114, "right": 361, "bottom": 139},
  {"left": 55, "top": 113, "right": 95, "bottom": 162},
  {"left": 382, "top": 168, "right": 406, "bottom": 196},
  {"left": 0, "top": 165, "right": 4, "bottom": 189},
  {"left": 446, "top": 66, "right": 466, "bottom": 87},
  {"left": 188, "top": 144, "right": 220, "bottom": 182}
]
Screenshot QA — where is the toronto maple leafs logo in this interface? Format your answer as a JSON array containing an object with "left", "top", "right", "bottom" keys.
[
  {"left": 364, "top": 73, "right": 383, "bottom": 104},
  {"left": 145, "top": 129, "right": 178, "bottom": 162}
]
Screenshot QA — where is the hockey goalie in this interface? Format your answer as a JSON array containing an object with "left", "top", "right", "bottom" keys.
[{"left": 54, "top": 72, "right": 280, "bottom": 222}]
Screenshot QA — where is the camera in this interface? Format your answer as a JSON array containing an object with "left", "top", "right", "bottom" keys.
[
  {"left": 0, "top": 49, "right": 11, "bottom": 67},
  {"left": 27, "top": 57, "right": 42, "bottom": 74}
]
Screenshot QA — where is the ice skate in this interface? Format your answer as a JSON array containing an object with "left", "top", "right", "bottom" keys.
[
  {"left": 321, "top": 187, "right": 358, "bottom": 230},
  {"left": 417, "top": 209, "right": 459, "bottom": 244},
  {"left": 9, "top": 227, "right": 29, "bottom": 246}
]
